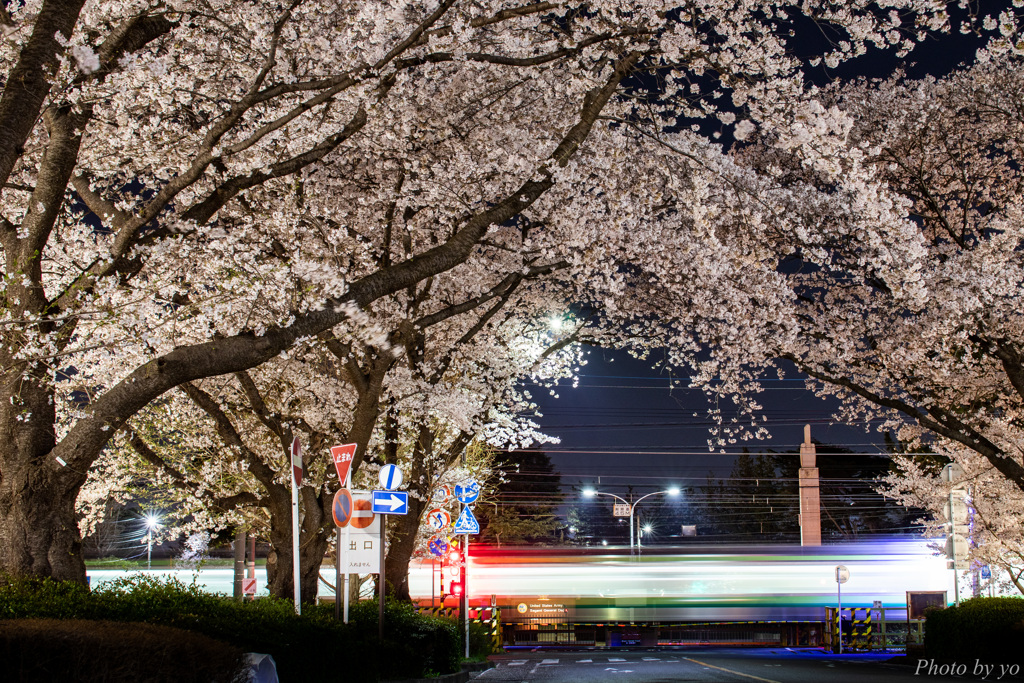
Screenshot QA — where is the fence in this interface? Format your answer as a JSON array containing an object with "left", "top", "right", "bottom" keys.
[{"left": 824, "top": 606, "right": 922, "bottom": 652}]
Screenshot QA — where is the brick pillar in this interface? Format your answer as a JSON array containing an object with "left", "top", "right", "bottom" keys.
[{"left": 799, "top": 424, "right": 822, "bottom": 546}]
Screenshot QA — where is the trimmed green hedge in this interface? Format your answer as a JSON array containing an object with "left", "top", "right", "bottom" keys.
[
  {"left": 0, "top": 618, "right": 243, "bottom": 682},
  {"left": 0, "top": 574, "right": 461, "bottom": 681},
  {"left": 925, "top": 596, "right": 1024, "bottom": 662}
]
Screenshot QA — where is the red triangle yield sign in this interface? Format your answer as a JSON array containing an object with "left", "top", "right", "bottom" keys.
[{"left": 331, "top": 443, "right": 357, "bottom": 487}]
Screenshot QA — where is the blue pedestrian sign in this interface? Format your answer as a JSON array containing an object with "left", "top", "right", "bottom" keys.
[
  {"left": 379, "top": 464, "right": 403, "bottom": 491},
  {"left": 981, "top": 565, "right": 991, "bottom": 579},
  {"left": 371, "top": 490, "right": 409, "bottom": 515},
  {"left": 455, "top": 480, "right": 481, "bottom": 505},
  {"left": 453, "top": 506, "right": 480, "bottom": 534}
]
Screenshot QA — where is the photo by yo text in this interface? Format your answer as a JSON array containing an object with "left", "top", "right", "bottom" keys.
[{"left": 915, "top": 660, "right": 1021, "bottom": 680}]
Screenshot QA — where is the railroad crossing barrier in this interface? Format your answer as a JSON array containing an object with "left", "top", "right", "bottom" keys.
[
  {"left": 416, "top": 605, "right": 501, "bottom": 651},
  {"left": 825, "top": 606, "right": 921, "bottom": 652}
]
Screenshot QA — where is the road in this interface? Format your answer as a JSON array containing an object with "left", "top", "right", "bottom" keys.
[{"left": 478, "top": 648, "right": 1024, "bottom": 682}]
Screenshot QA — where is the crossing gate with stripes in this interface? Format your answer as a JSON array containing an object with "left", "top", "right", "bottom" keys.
[
  {"left": 826, "top": 606, "right": 873, "bottom": 652},
  {"left": 417, "top": 605, "right": 501, "bottom": 651}
]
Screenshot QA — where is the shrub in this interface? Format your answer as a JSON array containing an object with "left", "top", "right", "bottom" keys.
[
  {"left": 0, "top": 574, "right": 462, "bottom": 681},
  {"left": 0, "top": 618, "right": 242, "bottom": 682},
  {"left": 925, "top": 596, "right": 1024, "bottom": 662}
]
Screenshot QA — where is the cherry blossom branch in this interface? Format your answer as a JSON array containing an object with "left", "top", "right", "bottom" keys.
[
  {"left": 0, "top": 0, "right": 86, "bottom": 189},
  {"left": 178, "top": 381, "right": 281, "bottom": 487},
  {"left": 787, "top": 355, "right": 1024, "bottom": 491},
  {"left": 127, "top": 426, "right": 261, "bottom": 512},
  {"left": 52, "top": 49, "right": 642, "bottom": 477}
]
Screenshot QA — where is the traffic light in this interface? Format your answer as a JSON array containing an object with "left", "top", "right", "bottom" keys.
[{"left": 449, "top": 580, "right": 464, "bottom": 597}]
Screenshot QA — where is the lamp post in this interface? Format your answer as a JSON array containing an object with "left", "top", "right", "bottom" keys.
[
  {"left": 145, "top": 515, "right": 159, "bottom": 570},
  {"left": 583, "top": 487, "right": 680, "bottom": 558}
]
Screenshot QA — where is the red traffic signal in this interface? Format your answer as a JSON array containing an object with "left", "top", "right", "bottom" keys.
[{"left": 449, "top": 581, "right": 464, "bottom": 597}]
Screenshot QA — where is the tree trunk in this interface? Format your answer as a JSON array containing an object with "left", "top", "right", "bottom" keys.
[
  {"left": 0, "top": 367, "right": 87, "bottom": 583},
  {"left": 263, "top": 490, "right": 332, "bottom": 603},
  {"left": 386, "top": 485, "right": 429, "bottom": 601}
]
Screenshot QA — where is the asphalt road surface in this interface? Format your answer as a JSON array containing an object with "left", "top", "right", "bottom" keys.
[{"left": 478, "top": 648, "right": 1024, "bottom": 683}]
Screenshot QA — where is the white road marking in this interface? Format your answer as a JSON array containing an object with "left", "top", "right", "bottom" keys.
[
  {"left": 506, "top": 660, "right": 526, "bottom": 666},
  {"left": 609, "top": 657, "right": 626, "bottom": 662},
  {"left": 578, "top": 659, "right": 593, "bottom": 663},
  {"left": 642, "top": 657, "right": 660, "bottom": 661},
  {"left": 540, "top": 659, "right": 559, "bottom": 665}
]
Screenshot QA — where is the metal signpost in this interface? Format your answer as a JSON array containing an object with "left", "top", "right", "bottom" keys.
[
  {"left": 836, "top": 565, "right": 850, "bottom": 654},
  {"left": 374, "top": 465, "right": 409, "bottom": 642},
  {"left": 455, "top": 479, "right": 481, "bottom": 658},
  {"left": 330, "top": 443, "right": 357, "bottom": 622},
  {"left": 290, "top": 437, "right": 303, "bottom": 615},
  {"left": 332, "top": 488, "right": 353, "bottom": 621}
]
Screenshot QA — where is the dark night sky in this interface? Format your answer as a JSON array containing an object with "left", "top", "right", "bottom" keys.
[{"left": 521, "top": 347, "right": 885, "bottom": 490}]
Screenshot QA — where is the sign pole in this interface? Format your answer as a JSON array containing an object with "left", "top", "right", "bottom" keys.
[
  {"left": 837, "top": 572, "right": 842, "bottom": 654},
  {"left": 835, "top": 565, "right": 849, "bottom": 654},
  {"left": 329, "top": 442, "right": 358, "bottom": 624},
  {"left": 290, "top": 437, "right": 302, "bottom": 615},
  {"left": 343, "top": 521, "right": 351, "bottom": 623},
  {"left": 335, "top": 526, "right": 342, "bottom": 620},
  {"left": 464, "top": 530, "right": 470, "bottom": 659},
  {"left": 379, "top": 516, "right": 386, "bottom": 642}
]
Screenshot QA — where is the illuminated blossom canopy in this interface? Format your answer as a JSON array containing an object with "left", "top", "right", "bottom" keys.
[{"left": 0, "top": 0, "right": 1008, "bottom": 585}]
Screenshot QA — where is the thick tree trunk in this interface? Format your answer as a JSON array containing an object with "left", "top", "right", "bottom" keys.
[
  {"left": 0, "top": 366, "right": 87, "bottom": 583},
  {"left": 386, "top": 493, "right": 428, "bottom": 601},
  {"left": 263, "top": 491, "right": 332, "bottom": 603}
]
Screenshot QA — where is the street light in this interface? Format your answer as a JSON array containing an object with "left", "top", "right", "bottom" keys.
[
  {"left": 583, "top": 487, "right": 680, "bottom": 558},
  {"left": 145, "top": 515, "right": 159, "bottom": 570}
]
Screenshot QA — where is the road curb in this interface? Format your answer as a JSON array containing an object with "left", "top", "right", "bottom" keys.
[{"left": 385, "top": 660, "right": 494, "bottom": 683}]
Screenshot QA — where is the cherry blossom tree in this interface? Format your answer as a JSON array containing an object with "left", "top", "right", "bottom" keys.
[
  {"left": 635, "top": 39, "right": 1024, "bottom": 578},
  {"left": 0, "top": 0, "right": 953, "bottom": 585},
  {"left": 879, "top": 449, "right": 1024, "bottom": 595},
  {"left": 94, "top": 270, "right": 578, "bottom": 601},
  {"left": 720, "top": 51, "right": 1024, "bottom": 489}
]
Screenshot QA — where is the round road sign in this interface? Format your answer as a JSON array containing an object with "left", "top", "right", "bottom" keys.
[
  {"left": 433, "top": 484, "right": 452, "bottom": 504},
  {"left": 836, "top": 565, "right": 850, "bottom": 584},
  {"left": 455, "top": 480, "right": 481, "bottom": 505},
  {"left": 379, "top": 464, "right": 403, "bottom": 490},
  {"left": 350, "top": 497, "right": 375, "bottom": 529},
  {"left": 332, "top": 488, "right": 353, "bottom": 527},
  {"left": 428, "top": 536, "right": 449, "bottom": 557},
  {"left": 427, "top": 508, "right": 451, "bottom": 531}
]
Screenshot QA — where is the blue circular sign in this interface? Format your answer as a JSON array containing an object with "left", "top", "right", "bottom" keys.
[
  {"left": 379, "top": 464, "right": 403, "bottom": 490},
  {"left": 455, "top": 481, "right": 481, "bottom": 505},
  {"left": 332, "top": 489, "right": 353, "bottom": 527},
  {"left": 428, "top": 536, "right": 449, "bottom": 557}
]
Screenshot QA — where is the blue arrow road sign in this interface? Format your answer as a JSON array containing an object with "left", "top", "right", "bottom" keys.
[
  {"left": 455, "top": 480, "right": 481, "bottom": 505},
  {"left": 371, "top": 490, "right": 409, "bottom": 515},
  {"left": 453, "top": 506, "right": 480, "bottom": 534}
]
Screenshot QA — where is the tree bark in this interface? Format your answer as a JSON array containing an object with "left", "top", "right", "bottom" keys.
[{"left": 263, "top": 490, "right": 332, "bottom": 603}]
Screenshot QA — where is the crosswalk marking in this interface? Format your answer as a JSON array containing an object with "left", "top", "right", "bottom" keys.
[
  {"left": 506, "top": 660, "right": 527, "bottom": 666},
  {"left": 642, "top": 657, "right": 660, "bottom": 661},
  {"left": 609, "top": 657, "right": 626, "bottom": 662},
  {"left": 579, "top": 659, "right": 593, "bottom": 663},
  {"left": 540, "top": 659, "right": 559, "bottom": 665}
]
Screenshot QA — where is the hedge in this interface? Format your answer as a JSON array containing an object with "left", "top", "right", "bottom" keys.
[
  {"left": 0, "top": 574, "right": 462, "bottom": 681},
  {"left": 0, "top": 618, "right": 243, "bottom": 682},
  {"left": 925, "top": 596, "right": 1024, "bottom": 662}
]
